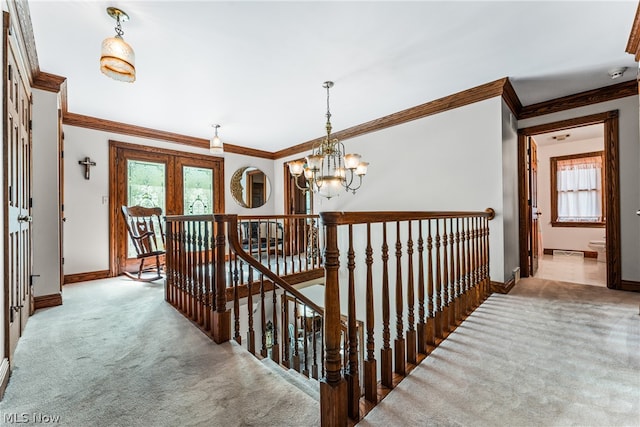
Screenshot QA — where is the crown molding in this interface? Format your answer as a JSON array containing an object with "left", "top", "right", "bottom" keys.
[
  {"left": 626, "top": 1, "right": 640, "bottom": 60},
  {"left": 518, "top": 80, "right": 637, "bottom": 120},
  {"left": 501, "top": 78, "right": 522, "bottom": 117},
  {"left": 274, "top": 78, "right": 510, "bottom": 159},
  {"left": 32, "top": 71, "right": 66, "bottom": 92},
  {"left": 62, "top": 112, "right": 275, "bottom": 159},
  {"left": 6, "top": 0, "right": 39, "bottom": 83}
]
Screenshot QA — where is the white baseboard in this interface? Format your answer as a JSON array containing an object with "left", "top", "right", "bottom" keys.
[{"left": 0, "top": 357, "right": 10, "bottom": 399}]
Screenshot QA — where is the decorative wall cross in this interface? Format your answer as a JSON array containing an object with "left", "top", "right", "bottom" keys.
[{"left": 78, "top": 157, "right": 96, "bottom": 180}]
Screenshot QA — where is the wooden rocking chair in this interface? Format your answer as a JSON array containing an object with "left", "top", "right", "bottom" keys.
[{"left": 121, "top": 205, "right": 166, "bottom": 282}]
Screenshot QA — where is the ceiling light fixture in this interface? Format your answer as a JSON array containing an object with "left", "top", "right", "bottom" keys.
[
  {"left": 552, "top": 134, "right": 571, "bottom": 141},
  {"left": 100, "top": 7, "right": 135, "bottom": 83},
  {"left": 288, "top": 81, "right": 369, "bottom": 199},
  {"left": 608, "top": 67, "right": 627, "bottom": 80},
  {"left": 210, "top": 124, "right": 224, "bottom": 154}
]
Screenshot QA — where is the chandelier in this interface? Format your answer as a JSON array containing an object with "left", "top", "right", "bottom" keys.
[
  {"left": 100, "top": 7, "right": 136, "bottom": 83},
  {"left": 288, "top": 81, "right": 369, "bottom": 199}
]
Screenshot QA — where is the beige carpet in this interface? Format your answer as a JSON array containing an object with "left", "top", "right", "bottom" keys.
[
  {"left": 0, "top": 277, "right": 319, "bottom": 426},
  {"left": 359, "top": 278, "right": 640, "bottom": 427}
]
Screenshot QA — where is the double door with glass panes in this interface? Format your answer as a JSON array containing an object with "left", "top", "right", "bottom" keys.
[{"left": 111, "top": 143, "right": 224, "bottom": 277}]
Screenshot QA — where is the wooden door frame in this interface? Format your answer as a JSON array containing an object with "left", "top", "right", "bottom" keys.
[
  {"left": 517, "top": 110, "right": 621, "bottom": 289},
  {"left": 108, "top": 140, "right": 224, "bottom": 277}
]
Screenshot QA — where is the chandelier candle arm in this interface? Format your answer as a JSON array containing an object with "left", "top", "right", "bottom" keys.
[{"left": 287, "top": 80, "right": 369, "bottom": 199}]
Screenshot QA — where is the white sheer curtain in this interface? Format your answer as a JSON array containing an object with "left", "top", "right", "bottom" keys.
[{"left": 556, "top": 155, "right": 602, "bottom": 222}]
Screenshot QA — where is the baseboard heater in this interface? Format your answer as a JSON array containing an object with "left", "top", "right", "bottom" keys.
[{"left": 552, "top": 250, "right": 584, "bottom": 258}]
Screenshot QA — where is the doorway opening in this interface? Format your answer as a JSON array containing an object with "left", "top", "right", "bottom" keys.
[{"left": 518, "top": 111, "right": 621, "bottom": 289}]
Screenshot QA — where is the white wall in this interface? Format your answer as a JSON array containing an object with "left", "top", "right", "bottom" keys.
[
  {"left": 62, "top": 125, "right": 276, "bottom": 275},
  {"left": 519, "top": 95, "right": 640, "bottom": 281},
  {"left": 536, "top": 136, "right": 605, "bottom": 253},
  {"left": 31, "top": 88, "right": 61, "bottom": 297},
  {"left": 275, "top": 97, "right": 508, "bottom": 282}
]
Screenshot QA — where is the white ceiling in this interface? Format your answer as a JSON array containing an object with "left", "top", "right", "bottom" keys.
[
  {"left": 27, "top": 1, "right": 639, "bottom": 152},
  {"left": 533, "top": 123, "right": 604, "bottom": 147}
]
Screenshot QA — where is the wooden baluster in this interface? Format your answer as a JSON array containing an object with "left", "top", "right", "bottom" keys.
[
  {"left": 186, "top": 221, "right": 193, "bottom": 318},
  {"left": 406, "top": 221, "right": 417, "bottom": 365},
  {"left": 454, "top": 218, "right": 462, "bottom": 324},
  {"left": 247, "top": 265, "right": 255, "bottom": 354},
  {"left": 434, "top": 220, "right": 442, "bottom": 341},
  {"left": 448, "top": 218, "right": 456, "bottom": 329},
  {"left": 299, "top": 218, "right": 304, "bottom": 273},
  {"left": 260, "top": 274, "right": 267, "bottom": 357},
  {"left": 212, "top": 216, "right": 230, "bottom": 344},
  {"left": 283, "top": 293, "right": 291, "bottom": 368},
  {"left": 441, "top": 219, "right": 450, "bottom": 334},
  {"left": 292, "top": 298, "right": 300, "bottom": 371},
  {"left": 394, "top": 221, "right": 406, "bottom": 376},
  {"left": 203, "top": 220, "right": 211, "bottom": 332},
  {"left": 312, "top": 308, "right": 319, "bottom": 380},
  {"left": 346, "top": 225, "right": 359, "bottom": 420},
  {"left": 319, "top": 212, "right": 347, "bottom": 427},
  {"left": 462, "top": 217, "right": 470, "bottom": 315},
  {"left": 271, "top": 282, "right": 280, "bottom": 364},
  {"left": 233, "top": 243, "right": 241, "bottom": 344},
  {"left": 481, "top": 216, "right": 489, "bottom": 300},
  {"left": 320, "top": 316, "right": 325, "bottom": 379},
  {"left": 471, "top": 217, "right": 479, "bottom": 310},
  {"left": 364, "top": 223, "right": 377, "bottom": 402},
  {"left": 417, "top": 220, "right": 426, "bottom": 355},
  {"left": 302, "top": 303, "right": 309, "bottom": 377},
  {"left": 426, "top": 220, "right": 435, "bottom": 347},
  {"left": 165, "top": 221, "right": 173, "bottom": 302},
  {"left": 484, "top": 216, "right": 491, "bottom": 298},
  {"left": 380, "top": 222, "right": 392, "bottom": 388},
  {"left": 197, "top": 220, "right": 204, "bottom": 326}
]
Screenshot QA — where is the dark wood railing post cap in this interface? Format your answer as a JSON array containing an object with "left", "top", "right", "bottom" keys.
[{"left": 485, "top": 208, "right": 496, "bottom": 220}]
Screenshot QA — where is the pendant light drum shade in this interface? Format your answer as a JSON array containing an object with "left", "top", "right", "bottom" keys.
[
  {"left": 100, "top": 7, "right": 136, "bottom": 83},
  {"left": 100, "top": 36, "right": 135, "bottom": 82}
]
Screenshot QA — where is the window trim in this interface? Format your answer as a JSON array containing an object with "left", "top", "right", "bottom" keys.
[{"left": 550, "top": 150, "right": 605, "bottom": 228}]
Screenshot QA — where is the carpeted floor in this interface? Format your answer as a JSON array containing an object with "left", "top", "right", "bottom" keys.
[
  {"left": 0, "top": 277, "right": 319, "bottom": 426},
  {"left": 359, "top": 278, "right": 640, "bottom": 427},
  {"left": 2, "top": 276, "right": 638, "bottom": 427}
]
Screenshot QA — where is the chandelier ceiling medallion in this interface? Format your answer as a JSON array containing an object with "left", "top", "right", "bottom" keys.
[
  {"left": 288, "top": 81, "right": 369, "bottom": 199},
  {"left": 100, "top": 7, "right": 136, "bottom": 83}
]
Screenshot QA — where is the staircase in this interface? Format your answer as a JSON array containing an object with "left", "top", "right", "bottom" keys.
[{"left": 164, "top": 209, "right": 496, "bottom": 426}]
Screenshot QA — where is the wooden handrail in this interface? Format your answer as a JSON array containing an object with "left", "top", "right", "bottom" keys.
[{"left": 320, "top": 208, "right": 495, "bottom": 225}]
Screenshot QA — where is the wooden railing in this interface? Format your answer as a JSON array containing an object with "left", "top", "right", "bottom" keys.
[
  {"left": 319, "top": 209, "right": 495, "bottom": 425},
  {"left": 164, "top": 210, "right": 495, "bottom": 427},
  {"left": 164, "top": 213, "right": 326, "bottom": 375}
]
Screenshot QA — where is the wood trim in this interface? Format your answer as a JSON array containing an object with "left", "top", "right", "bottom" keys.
[
  {"left": 502, "top": 78, "right": 523, "bottom": 117},
  {"left": 626, "top": 2, "right": 640, "bottom": 60},
  {"left": 274, "top": 78, "right": 509, "bottom": 159},
  {"left": 519, "top": 80, "right": 637, "bottom": 120},
  {"left": 0, "top": 358, "right": 9, "bottom": 400},
  {"left": 32, "top": 71, "right": 66, "bottom": 92},
  {"left": 518, "top": 110, "right": 622, "bottom": 289},
  {"left": 64, "top": 270, "right": 110, "bottom": 284},
  {"left": 620, "top": 280, "right": 640, "bottom": 292},
  {"left": 33, "top": 293, "right": 62, "bottom": 310},
  {"left": 517, "top": 134, "right": 529, "bottom": 277},
  {"left": 6, "top": 1, "right": 39, "bottom": 83},
  {"left": 542, "top": 248, "right": 598, "bottom": 259},
  {"left": 63, "top": 112, "right": 275, "bottom": 159},
  {"left": 491, "top": 279, "right": 516, "bottom": 294},
  {"left": 549, "top": 151, "right": 604, "bottom": 227}
]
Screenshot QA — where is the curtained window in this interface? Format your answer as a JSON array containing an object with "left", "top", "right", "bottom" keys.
[{"left": 550, "top": 151, "right": 605, "bottom": 227}]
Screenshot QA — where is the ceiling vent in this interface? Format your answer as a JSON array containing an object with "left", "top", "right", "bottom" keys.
[
  {"left": 608, "top": 67, "right": 627, "bottom": 79},
  {"left": 552, "top": 134, "right": 571, "bottom": 141}
]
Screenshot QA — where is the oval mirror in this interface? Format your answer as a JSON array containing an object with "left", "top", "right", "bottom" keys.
[{"left": 231, "top": 167, "right": 271, "bottom": 208}]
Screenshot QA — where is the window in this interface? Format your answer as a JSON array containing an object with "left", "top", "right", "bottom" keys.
[{"left": 550, "top": 151, "right": 604, "bottom": 227}]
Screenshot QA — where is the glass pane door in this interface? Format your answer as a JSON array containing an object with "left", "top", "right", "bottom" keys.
[
  {"left": 183, "top": 166, "right": 213, "bottom": 215},
  {"left": 127, "top": 159, "right": 166, "bottom": 257}
]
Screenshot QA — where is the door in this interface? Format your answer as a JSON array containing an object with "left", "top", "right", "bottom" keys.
[
  {"left": 5, "top": 19, "right": 33, "bottom": 362},
  {"left": 110, "top": 141, "right": 224, "bottom": 277},
  {"left": 528, "top": 137, "right": 540, "bottom": 276}
]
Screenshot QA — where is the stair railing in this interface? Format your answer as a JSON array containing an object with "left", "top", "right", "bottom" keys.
[{"left": 319, "top": 209, "right": 495, "bottom": 425}]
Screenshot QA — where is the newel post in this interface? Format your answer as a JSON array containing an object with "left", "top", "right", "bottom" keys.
[
  {"left": 319, "top": 212, "right": 348, "bottom": 427},
  {"left": 212, "top": 214, "right": 231, "bottom": 344}
]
